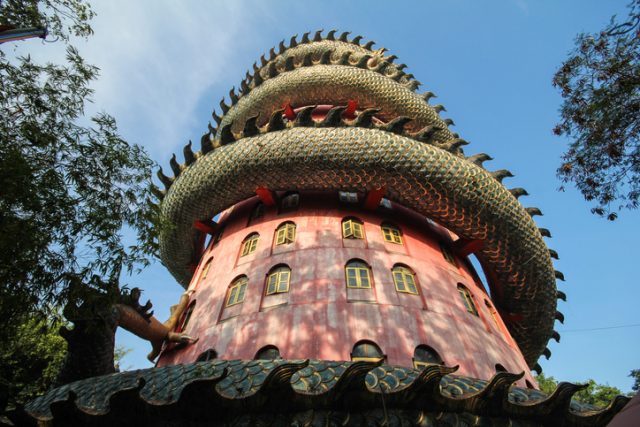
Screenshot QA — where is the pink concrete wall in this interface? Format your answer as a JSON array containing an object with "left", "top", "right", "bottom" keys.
[{"left": 158, "top": 192, "right": 536, "bottom": 387}]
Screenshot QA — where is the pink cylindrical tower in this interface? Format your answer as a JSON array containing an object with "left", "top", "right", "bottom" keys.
[{"left": 158, "top": 191, "right": 536, "bottom": 387}]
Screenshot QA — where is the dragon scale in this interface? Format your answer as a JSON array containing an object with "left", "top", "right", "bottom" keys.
[
  {"left": 216, "top": 65, "right": 454, "bottom": 143},
  {"left": 256, "top": 39, "right": 412, "bottom": 83},
  {"left": 157, "top": 33, "right": 562, "bottom": 367}
]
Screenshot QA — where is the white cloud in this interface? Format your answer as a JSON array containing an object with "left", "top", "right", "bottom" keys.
[
  {"left": 4, "top": 1, "right": 268, "bottom": 157},
  {"left": 75, "top": 0, "right": 267, "bottom": 155}
]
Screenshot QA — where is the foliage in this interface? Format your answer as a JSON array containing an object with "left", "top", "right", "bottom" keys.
[
  {"left": 0, "top": 316, "right": 67, "bottom": 405},
  {"left": 534, "top": 372, "right": 559, "bottom": 396},
  {"left": 0, "top": 314, "right": 132, "bottom": 407},
  {"left": 574, "top": 379, "right": 627, "bottom": 408},
  {"left": 114, "top": 345, "right": 132, "bottom": 372},
  {"left": 0, "top": 0, "right": 94, "bottom": 40},
  {"left": 630, "top": 369, "right": 640, "bottom": 392},
  {"left": 552, "top": 0, "right": 640, "bottom": 220},
  {"left": 0, "top": 0, "right": 160, "bottom": 406},
  {"left": 0, "top": 0, "right": 159, "bottom": 325},
  {"left": 535, "top": 372, "right": 633, "bottom": 409}
]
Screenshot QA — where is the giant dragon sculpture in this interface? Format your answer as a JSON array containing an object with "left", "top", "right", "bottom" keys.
[
  {"left": 54, "top": 279, "right": 196, "bottom": 385},
  {"left": 154, "top": 30, "right": 562, "bottom": 368},
  {"left": 14, "top": 30, "right": 631, "bottom": 426}
]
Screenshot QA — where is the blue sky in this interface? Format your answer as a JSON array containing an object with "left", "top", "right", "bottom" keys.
[{"left": 12, "top": 0, "right": 639, "bottom": 391}]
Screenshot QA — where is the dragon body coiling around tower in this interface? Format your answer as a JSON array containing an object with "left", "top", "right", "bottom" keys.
[{"left": 154, "top": 30, "right": 562, "bottom": 368}]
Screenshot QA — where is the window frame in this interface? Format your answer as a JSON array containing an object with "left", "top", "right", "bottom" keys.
[
  {"left": 381, "top": 223, "right": 403, "bottom": 245},
  {"left": 392, "top": 265, "right": 418, "bottom": 294},
  {"left": 352, "top": 355, "right": 384, "bottom": 362},
  {"left": 248, "top": 202, "right": 265, "bottom": 224},
  {"left": 240, "top": 233, "right": 260, "bottom": 257},
  {"left": 345, "top": 261, "right": 372, "bottom": 289},
  {"left": 196, "top": 349, "right": 218, "bottom": 362},
  {"left": 351, "top": 340, "right": 384, "bottom": 363},
  {"left": 199, "top": 258, "right": 213, "bottom": 282},
  {"left": 275, "top": 222, "right": 296, "bottom": 246},
  {"left": 255, "top": 345, "right": 281, "bottom": 360},
  {"left": 485, "top": 300, "right": 501, "bottom": 329},
  {"left": 265, "top": 266, "right": 291, "bottom": 295},
  {"left": 457, "top": 284, "right": 479, "bottom": 316},
  {"left": 225, "top": 276, "right": 248, "bottom": 307},
  {"left": 412, "top": 345, "right": 443, "bottom": 369},
  {"left": 440, "top": 242, "right": 457, "bottom": 266},
  {"left": 413, "top": 361, "right": 433, "bottom": 369},
  {"left": 338, "top": 191, "right": 359, "bottom": 203},
  {"left": 280, "top": 192, "right": 299, "bottom": 210},
  {"left": 176, "top": 300, "right": 196, "bottom": 333},
  {"left": 342, "top": 218, "right": 364, "bottom": 239}
]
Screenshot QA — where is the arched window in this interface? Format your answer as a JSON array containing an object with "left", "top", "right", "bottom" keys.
[
  {"left": 351, "top": 340, "right": 384, "bottom": 362},
  {"left": 342, "top": 217, "right": 364, "bottom": 239},
  {"left": 249, "top": 202, "right": 264, "bottom": 224},
  {"left": 345, "top": 260, "right": 372, "bottom": 289},
  {"left": 281, "top": 192, "right": 299, "bottom": 210},
  {"left": 176, "top": 300, "right": 196, "bottom": 333},
  {"left": 457, "top": 284, "right": 478, "bottom": 316},
  {"left": 240, "top": 233, "right": 259, "bottom": 257},
  {"left": 392, "top": 265, "right": 418, "bottom": 294},
  {"left": 265, "top": 265, "right": 291, "bottom": 295},
  {"left": 196, "top": 348, "right": 218, "bottom": 362},
  {"left": 199, "top": 258, "right": 213, "bottom": 282},
  {"left": 255, "top": 345, "right": 281, "bottom": 360},
  {"left": 381, "top": 222, "right": 403, "bottom": 244},
  {"left": 225, "top": 276, "right": 248, "bottom": 307},
  {"left": 485, "top": 299, "right": 501, "bottom": 328},
  {"left": 275, "top": 222, "right": 296, "bottom": 245},
  {"left": 440, "top": 242, "right": 457, "bottom": 266},
  {"left": 413, "top": 345, "right": 443, "bottom": 369}
]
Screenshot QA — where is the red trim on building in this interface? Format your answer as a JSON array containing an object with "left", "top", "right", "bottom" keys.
[
  {"left": 453, "top": 238, "right": 484, "bottom": 257},
  {"left": 194, "top": 219, "right": 217, "bottom": 235},
  {"left": 255, "top": 187, "right": 277, "bottom": 206},
  {"left": 283, "top": 103, "right": 296, "bottom": 120},
  {"left": 363, "top": 186, "right": 386, "bottom": 210},
  {"left": 344, "top": 99, "right": 358, "bottom": 119}
]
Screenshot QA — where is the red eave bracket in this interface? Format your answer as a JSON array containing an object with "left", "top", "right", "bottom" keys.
[
  {"left": 256, "top": 187, "right": 277, "bottom": 206},
  {"left": 344, "top": 99, "right": 358, "bottom": 119},
  {"left": 363, "top": 186, "right": 386, "bottom": 210},
  {"left": 453, "top": 238, "right": 484, "bottom": 257},
  {"left": 193, "top": 219, "right": 217, "bottom": 235},
  {"left": 283, "top": 103, "right": 296, "bottom": 120}
]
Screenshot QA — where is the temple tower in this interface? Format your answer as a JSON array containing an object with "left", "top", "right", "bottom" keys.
[
  {"left": 22, "top": 31, "right": 631, "bottom": 426},
  {"left": 152, "top": 32, "right": 560, "bottom": 387}
]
